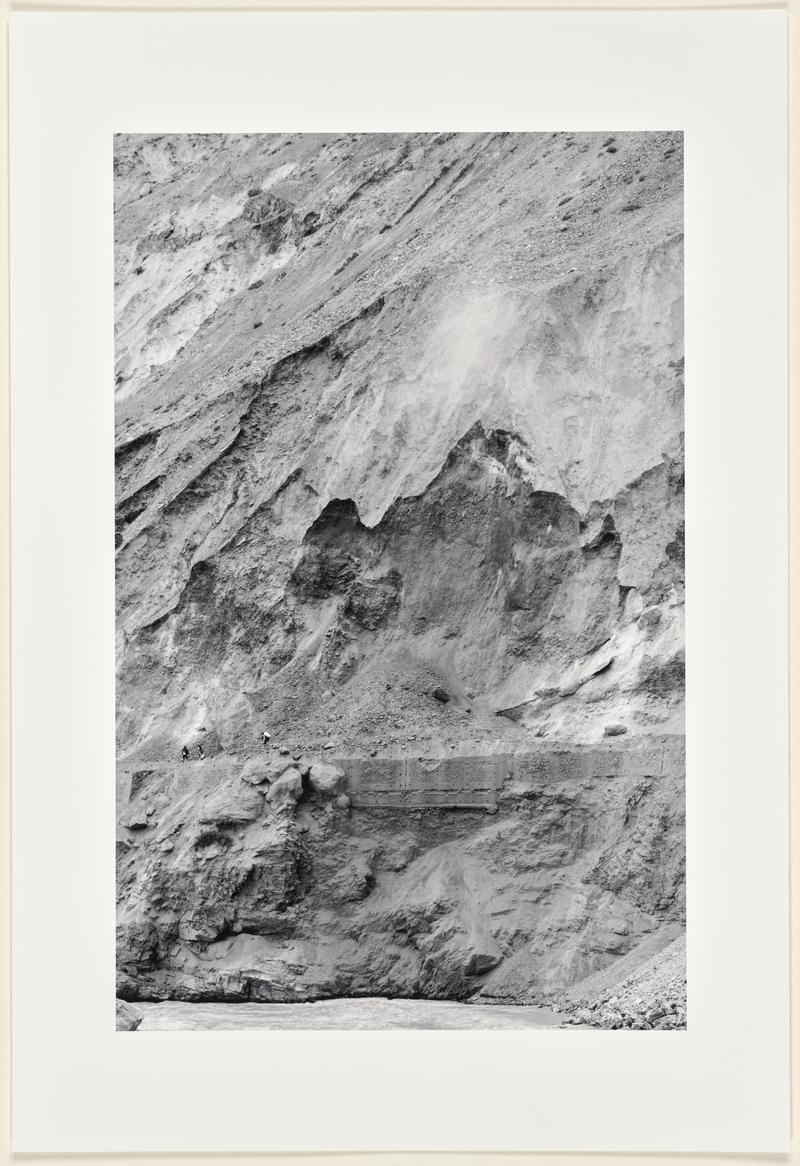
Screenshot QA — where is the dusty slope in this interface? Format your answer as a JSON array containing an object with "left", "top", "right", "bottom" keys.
[
  {"left": 115, "top": 132, "right": 685, "bottom": 1009},
  {"left": 115, "top": 131, "right": 683, "bottom": 757},
  {"left": 558, "top": 932, "right": 687, "bottom": 1028}
]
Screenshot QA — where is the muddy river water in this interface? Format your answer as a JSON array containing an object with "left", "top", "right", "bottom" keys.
[{"left": 136, "top": 997, "right": 563, "bottom": 1030}]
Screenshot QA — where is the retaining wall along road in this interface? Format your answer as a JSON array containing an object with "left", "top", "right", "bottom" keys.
[{"left": 335, "top": 740, "right": 684, "bottom": 810}]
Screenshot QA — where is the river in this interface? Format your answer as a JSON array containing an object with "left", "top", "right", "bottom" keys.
[{"left": 136, "top": 997, "right": 563, "bottom": 1030}]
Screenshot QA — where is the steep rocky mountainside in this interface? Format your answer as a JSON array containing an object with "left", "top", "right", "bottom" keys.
[{"left": 116, "top": 132, "right": 684, "bottom": 1014}]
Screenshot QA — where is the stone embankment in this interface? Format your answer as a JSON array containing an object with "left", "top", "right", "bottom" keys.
[{"left": 341, "top": 741, "right": 683, "bottom": 810}]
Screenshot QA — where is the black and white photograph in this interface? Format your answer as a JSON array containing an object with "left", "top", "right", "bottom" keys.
[{"left": 114, "top": 130, "right": 685, "bottom": 1033}]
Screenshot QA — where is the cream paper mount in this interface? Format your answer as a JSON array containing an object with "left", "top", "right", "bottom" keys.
[{"left": 9, "top": 7, "right": 790, "bottom": 1155}]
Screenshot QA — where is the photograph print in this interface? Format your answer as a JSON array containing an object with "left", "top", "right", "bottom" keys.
[{"left": 114, "top": 131, "right": 685, "bottom": 1032}]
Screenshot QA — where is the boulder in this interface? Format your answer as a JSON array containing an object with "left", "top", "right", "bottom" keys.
[
  {"left": 116, "top": 999, "right": 143, "bottom": 1031},
  {"left": 267, "top": 768, "right": 303, "bottom": 807},
  {"left": 336, "top": 793, "right": 351, "bottom": 812},
  {"left": 604, "top": 723, "right": 628, "bottom": 737},
  {"left": 240, "top": 758, "right": 270, "bottom": 785},
  {"left": 128, "top": 811, "right": 149, "bottom": 830},
  {"left": 432, "top": 686, "right": 451, "bottom": 704},
  {"left": 309, "top": 762, "right": 346, "bottom": 796}
]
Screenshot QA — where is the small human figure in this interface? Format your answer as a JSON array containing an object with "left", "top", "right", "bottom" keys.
[
  {"left": 198, "top": 743, "right": 205, "bottom": 760},
  {"left": 181, "top": 745, "right": 189, "bottom": 762},
  {"left": 262, "top": 730, "right": 271, "bottom": 749}
]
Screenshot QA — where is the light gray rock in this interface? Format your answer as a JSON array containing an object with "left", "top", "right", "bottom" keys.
[
  {"left": 267, "top": 768, "right": 303, "bottom": 807},
  {"left": 116, "top": 999, "right": 143, "bottom": 1031},
  {"left": 266, "top": 755, "right": 300, "bottom": 781},
  {"left": 199, "top": 782, "right": 264, "bottom": 825},
  {"left": 240, "top": 757, "right": 270, "bottom": 785},
  {"left": 309, "top": 762, "right": 346, "bottom": 796}
]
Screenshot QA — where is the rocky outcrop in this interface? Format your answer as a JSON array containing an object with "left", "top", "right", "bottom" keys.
[{"left": 116, "top": 739, "right": 684, "bottom": 1004}]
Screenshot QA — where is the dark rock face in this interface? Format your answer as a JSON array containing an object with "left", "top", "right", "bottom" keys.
[{"left": 115, "top": 132, "right": 685, "bottom": 1009}]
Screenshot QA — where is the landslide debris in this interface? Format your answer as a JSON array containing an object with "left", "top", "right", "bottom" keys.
[{"left": 557, "top": 931, "right": 687, "bottom": 1029}]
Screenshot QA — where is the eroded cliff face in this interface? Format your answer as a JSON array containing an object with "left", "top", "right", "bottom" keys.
[
  {"left": 117, "top": 742, "right": 684, "bottom": 1005},
  {"left": 115, "top": 132, "right": 684, "bottom": 1010}
]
